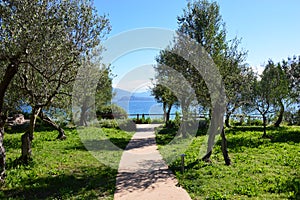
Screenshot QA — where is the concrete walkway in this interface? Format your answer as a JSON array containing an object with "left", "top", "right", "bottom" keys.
[{"left": 114, "top": 124, "right": 192, "bottom": 200}]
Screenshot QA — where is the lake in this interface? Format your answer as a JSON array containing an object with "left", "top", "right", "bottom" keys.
[{"left": 114, "top": 100, "right": 179, "bottom": 119}]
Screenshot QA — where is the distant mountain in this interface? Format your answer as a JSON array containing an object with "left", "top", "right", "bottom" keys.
[{"left": 112, "top": 88, "right": 156, "bottom": 102}]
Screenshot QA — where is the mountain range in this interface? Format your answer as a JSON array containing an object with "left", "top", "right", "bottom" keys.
[{"left": 112, "top": 88, "right": 156, "bottom": 102}]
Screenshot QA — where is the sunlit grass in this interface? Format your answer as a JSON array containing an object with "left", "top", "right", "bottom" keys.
[
  {"left": 1, "top": 126, "right": 134, "bottom": 199},
  {"left": 156, "top": 126, "right": 300, "bottom": 199}
]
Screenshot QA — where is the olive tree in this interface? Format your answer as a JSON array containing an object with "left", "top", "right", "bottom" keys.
[{"left": 0, "top": 0, "right": 110, "bottom": 177}]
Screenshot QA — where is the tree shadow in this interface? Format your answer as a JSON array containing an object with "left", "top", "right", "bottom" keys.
[
  {"left": 65, "top": 137, "right": 133, "bottom": 151},
  {"left": 125, "top": 137, "right": 156, "bottom": 150},
  {"left": 2, "top": 166, "right": 117, "bottom": 199},
  {"left": 155, "top": 128, "right": 177, "bottom": 146},
  {"left": 224, "top": 136, "right": 268, "bottom": 152},
  {"left": 115, "top": 159, "right": 174, "bottom": 193},
  {"left": 270, "top": 129, "right": 300, "bottom": 143},
  {"left": 228, "top": 126, "right": 289, "bottom": 134},
  {"left": 3, "top": 137, "right": 21, "bottom": 151},
  {"left": 223, "top": 126, "right": 299, "bottom": 152}
]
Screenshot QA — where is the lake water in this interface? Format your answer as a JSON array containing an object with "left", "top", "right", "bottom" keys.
[{"left": 115, "top": 100, "right": 179, "bottom": 119}]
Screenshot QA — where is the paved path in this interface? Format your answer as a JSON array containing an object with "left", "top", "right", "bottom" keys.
[{"left": 114, "top": 124, "right": 192, "bottom": 200}]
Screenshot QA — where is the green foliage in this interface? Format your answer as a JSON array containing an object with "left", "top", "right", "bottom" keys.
[
  {"left": 285, "top": 110, "right": 300, "bottom": 126},
  {"left": 282, "top": 56, "right": 300, "bottom": 103},
  {"left": 96, "top": 104, "right": 127, "bottom": 120},
  {"left": 156, "top": 126, "right": 300, "bottom": 199},
  {"left": 166, "top": 111, "right": 181, "bottom": 129},
  {"left": 249, "top": 119, "right": 263, "bottom": 126},
  {"left": 99, "top": 119, "right": 136, "bottom": 132},
  {"left": 1, "top": 127, "right": 133, "bottom": 199},
  {"left": 132, "top": 115, "right": 152, "bottom": 124}
]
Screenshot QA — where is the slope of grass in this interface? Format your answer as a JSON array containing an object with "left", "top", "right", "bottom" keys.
[
  {"left": 156, "top": 126, "right": 300, "bottom": 199},
  {"left": 1, "top": 126, "right": 134, "bottom": 199}
]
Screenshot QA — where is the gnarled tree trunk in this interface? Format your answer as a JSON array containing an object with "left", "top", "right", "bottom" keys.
[
  {"left": 0, "top": 63, "right": 19, "bottom": 182},
  {"left": 274, "top": 100, "right": 284, "bottom": 127},
  {"left": 262, "top": 114, "right": 267, "bottom": 138},
  {"left": 0, "top": 114, "right": 6, "bottom": 183},
  {"left": 221, "top": 127, "right": 231, "bottom": 165},
  {"left": 39, "top": 111, "right": 66, "bottom": 140},
  {"left": 225, "top": 113, "right": 231, "bottom": 128},
  {"left": 79, "top": 102, "right": 88, "bottom": 126},
  {"left": 20, "top": 106, "right": 41, "bottom": 163}
]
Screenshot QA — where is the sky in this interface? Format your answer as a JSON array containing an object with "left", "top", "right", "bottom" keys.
[{"left": 94, "top": 0, "right": 300, "bottom": 92}]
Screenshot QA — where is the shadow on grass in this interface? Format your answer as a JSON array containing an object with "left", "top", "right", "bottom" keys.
[
  {"left": 2, "top": 166, "right": 117, "bottom": 200},
  {"left": 155, "top": 127, "right": 178, "bottom": 146},
  {"left": 227, "top": 126, "right": 289, "bottom": 134},
  {"left": 226, "top": 126, "right": 300, "bottom": 149},
  {"left": 3, "top": 137, "right": 21, "bottom": 151},
  {"left": 65, "top": 137, "right": 132, "bottom": 151},
  {"left": 224, "top": 136, "right": 268, "bottom": 152},
  {"left": 270, "top": 129, "right": 300, "bottom": 143}
]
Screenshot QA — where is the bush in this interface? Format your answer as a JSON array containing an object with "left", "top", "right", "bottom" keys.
[
  {"left": 250, "top": 119, "right": 263, "bottom": 126},
  {"left": 165, "top": 111, "right": 181, "bottom": 129},
  {"left": 99, "top": 119, "right": 136, "bottom": 132},
  {"left": 132, "top": 114, "right": 151, "bottom": 124},
  {"left": 96, "top": 104, "right": 127, "bottom": 119},
  {"left": 284, "top": 110, "right": 300, "bottom": 126},
  {"left": 151, "top": 118, "right": 164, "bottom": 124}
]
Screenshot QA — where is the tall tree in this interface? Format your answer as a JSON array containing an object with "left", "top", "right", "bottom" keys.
[
  {"left": 151, "top": 84, "right": 178, "bottom": 125},
  {"left": 72, "top": 50, "right": 113, "bottom": 127},
  {"left": 282, "top": 56, "right": 300, "bottom": 109},
  {"left": 153, "top": 55, "right": 197, "bottom": 132},
  {"left": 0, "top": 0, "right": 110, "bottom": 177},
  {"left": 271, "top": 63, "right": 289, "bottom": 127},
  {"left": 251, "top": 60, "right": 288, "bottom": 136},
  {"left": 154, "top": 0, "right": 247, "bottom": 165},
  {"left": 224, "top": 65, "right": 256, "bottom": 127}
]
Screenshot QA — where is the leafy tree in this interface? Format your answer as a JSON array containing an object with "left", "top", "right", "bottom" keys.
[
  {"left": 151, "top": 83, "right": 178, "bottom": 125},
  {"left": 152, "top": 0, "right": 247, "bottom": 165},
  {"left": 271, "top": 63, "right": 289, "bottom": 127},
  {"left": 224, "top": 65, "right": 256, "bottom": 127},
  {"left": 73, "top": 50, "right": 113, "bottom": 127},
  {"left": 282, "top": 56, "right": 300, "bottom": 110},
  {"left": 153, "top": 56, "right": 198, "bottom": 133},
  {"left": 251, "top": 61, "right": 288, "bottom": 136},
  {"left": 0, "top": 0, "right": 110, "bottom": 177}
]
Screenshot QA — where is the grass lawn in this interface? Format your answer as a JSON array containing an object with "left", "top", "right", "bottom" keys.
[
  {"left": 1, "top": 126, "right": 134, "bottom": 199},
  {"left": 156, "top": 126, "right": 300, "bottom": 199}
]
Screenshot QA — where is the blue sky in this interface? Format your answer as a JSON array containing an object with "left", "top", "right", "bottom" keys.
[{"left": 94, "top": 0, "right": 300, "bottom": 91}]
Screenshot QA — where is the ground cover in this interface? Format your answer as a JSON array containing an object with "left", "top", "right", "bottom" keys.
[
  {"left": 156, "top": 126, "right": 300, "bottom": 199},
  {"left": 1, "top": 126, "right": 134, "bottom": 199}
]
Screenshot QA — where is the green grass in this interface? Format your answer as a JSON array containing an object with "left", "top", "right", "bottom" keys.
[
  {"left": 156, "top": 126, "right": 300, "bottom": 199},
  {"left": 1, "top": 126, "right": 134, "bottom": 199}
]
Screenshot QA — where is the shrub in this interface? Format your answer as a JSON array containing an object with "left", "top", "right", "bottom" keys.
[
  {"left": 98, "top": 119, "right": 136, "bottom": 132},
  {"left": 284, "top": 110, "right": 300, "bottom": 125},
  {"left": 96, "top": 104, "right": 127, "bottom": 119},
  {"left": 250, "top": 119, "right": 263, "bottom": 126},
  {"left": 151, "top": 118, "right": 164, "bottom": 124},
  {"left": 132, "top": 114, "right": 151, "bottom": 124}
]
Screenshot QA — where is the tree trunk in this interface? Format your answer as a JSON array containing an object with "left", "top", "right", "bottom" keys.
[
  {"left": 0, "top": 114, "right": 6, "bottom": 183},
  {"left": 163, "top": 102, "right": 167, "bottom": 124},
  {"left": 202, "top": 150, "right": 212, "bottom": 163},
  {"left": 225, "top": 113, "right": 231, "bottom": 128},
  {"left": 221, "top": 127, "right": 231, "bottom": 165},
  {"left": 180, "top": 104, "right": 189, "bottom": 137},
  {"left": 274, "top": 100, "right": 284, "bottom": 127},
  {"left": 201, "top": 107, "right": 219, "bottom": 163},
  {"left": 166, "top": 104, "right": 172, "bottom": 124},
  {"left": 20, "top": 106, "right": 41, "bottom": 163},
  {"left": 262, "top": 114, "right": 267, "bottom": 138},
  {"left": 39, "top": 111, "right": 66, "bottom": 140},
  {"left": 79, "top": 100, "right": 88, "bottom": 126},
  {"left": 0, "top": 63, "right": 19, "bottom": 182}
]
